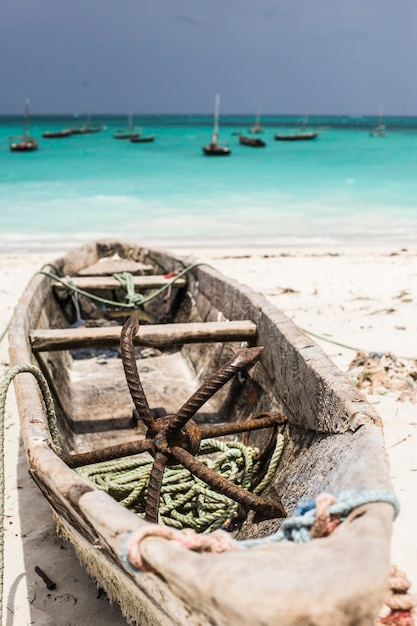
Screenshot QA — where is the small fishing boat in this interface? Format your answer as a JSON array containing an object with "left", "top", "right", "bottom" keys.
[
  {"left": 42, "top": 129, "right": 73, "bottom": 139},
  {"left": 130, "top": 135, "right": 156, "bottom": 143},
  {"left": 370, "top": 107, "right": 387, "bottom": 137},
  {"left": 203, "top": 94, "right": 231, "bottom": 156},
  {"left": 71, "top": 110, "right": 105, "bottom": 135},
  {"left": 275, "top": 109, "right": 319, "bottom": 141},
  {"left": 238, "top": 134, "right": 266, "bottom": 147},
  {"left": 248, "top": 107, "right": 264, "bottom": 134},
  {"left": 7, "top": 239, "right": 396, "bottom": 625},
  {"left": 9, "top": 98, "right": 39, "bottom": 152},
  {"left": 113, "top": 110, "right": 142, "bottom": 140},
  {"left": 274, "top": 130, "right": 319, "bottom": 141}
]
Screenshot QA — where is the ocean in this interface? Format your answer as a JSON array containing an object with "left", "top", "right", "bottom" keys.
[{"left": 1, "top": 114, "right": 417, "bottom": 252}]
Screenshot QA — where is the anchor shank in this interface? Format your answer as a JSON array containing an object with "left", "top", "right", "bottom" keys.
[
  {"left": 167, "top": 346, "right": 264, "bottom": 438},
  {"left": 145, "top": 452, "right": 167, "bottom": 523},
  {"left": 199, "top": 413, "right": 285, "bottom": 439},
  {"left": 171, "top": 445, "right": 286, "bottom": 519},
  {"left": 121, "top": 317, "right": 155, "bottom": 428},
  {"left": 62, "top": 438, "right": 153, "bottom": 468}
]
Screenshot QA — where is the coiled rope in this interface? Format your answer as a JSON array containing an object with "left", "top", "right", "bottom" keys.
[{"left": 77, "top": 435, "right": 284, "bottom": 533}]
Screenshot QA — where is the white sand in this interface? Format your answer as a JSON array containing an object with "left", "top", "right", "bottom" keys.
[{"left": 1, "top": 244, "right": 416, "bottom": 625}]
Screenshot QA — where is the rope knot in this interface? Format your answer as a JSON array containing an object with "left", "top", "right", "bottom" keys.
[
  {"left": 280, "top": 489, "right": 399, "bottom": 544},
  {"left": 113, "top": 272, "right": 145, "bottom": 307},
  {"left": 121, "top": 524, "right": 240, "bottom": 573},
  {"left": 309, "top": 492, "right": 340, "bottom": 538}
]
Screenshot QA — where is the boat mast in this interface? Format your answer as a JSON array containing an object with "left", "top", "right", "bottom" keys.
[
  {"left": 24, "top": 98, "right": 30, "bottom": 137},
  {"left": 378, "top": 105, "right": 384, "bottom": 127},
  {"left": 128, "top": 109, "right": 133, "bottom": 131},
  {"left": 300, "top": 107, "right": 310, "bottom": 133},
  {"left": 212, "top": 93, "right": 220, "bottom": 145}
]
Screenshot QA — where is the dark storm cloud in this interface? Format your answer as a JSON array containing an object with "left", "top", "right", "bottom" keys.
[{"left": 0, "top": 0, "right": 416, "bottom": 115}]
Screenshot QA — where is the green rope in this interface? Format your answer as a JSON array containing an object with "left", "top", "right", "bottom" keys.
[
  {"left": 113, "top": 262, "right": 211, "bottom": 309},
  {"left": 0, "top": 364, "right": 62, "bottom": 453},
  {"left": 1, "top": 261, "right": 417, "bottom": 361},
  {"left": 77, "top": 434, "right": 285, "bottom": 533},
  {"left": 0, "top": 363, "right": 63, "bottom": 623},
  {"left": 37, "top": 261, "right": 212, "bottom": 312}
]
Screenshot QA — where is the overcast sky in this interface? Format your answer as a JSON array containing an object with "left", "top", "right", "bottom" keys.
[{"left": 1, "top": 0, "right": 416, "bottom": 116}]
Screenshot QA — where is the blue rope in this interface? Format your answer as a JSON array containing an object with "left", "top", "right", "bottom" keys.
[{"left": 239, "top": 489, "right": 399, "bottom": 548}]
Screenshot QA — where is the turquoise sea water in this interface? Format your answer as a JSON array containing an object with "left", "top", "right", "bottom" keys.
[{"left": 1, "top": 114, "right": 417, "bottom": 252}]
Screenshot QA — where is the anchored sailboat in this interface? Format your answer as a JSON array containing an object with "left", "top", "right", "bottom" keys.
[
  {"left": 114, "top": 110, "right": 142, "bottom": 139},
  {"left": 275, "top": 108, "right": 319, "bottom": 141},
  {"left": 248, "top": 106, "right": 264, "bottom": 134},
  {"left": 71, "top": 109, "right": 105, "bottom": 135},
  {"left": 9, "top": 98, "right": 39, "bottom": 152},
  {"left": 238, "top": 133, "right": 266, "bottom": 147},
  {"left": 370, "top": 107, "right": 386, "bottom": 137},
  {"left": 203, "top": 94, "right": 231, "bottom": 156}
]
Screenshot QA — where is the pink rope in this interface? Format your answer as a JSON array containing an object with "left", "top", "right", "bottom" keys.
[
  {"left": 309, "top": 493, "right": 340, "bottom": 538},
  {"left": 126, "top": 524, "right": 239, "bottom": 572},
  {"left": 376, "top": 566, "right": 416, "bottom": 626}
]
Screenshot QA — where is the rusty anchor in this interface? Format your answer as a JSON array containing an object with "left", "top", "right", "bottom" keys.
[{"left": 62, "top": 316, "right": 287, "bottom": 523}]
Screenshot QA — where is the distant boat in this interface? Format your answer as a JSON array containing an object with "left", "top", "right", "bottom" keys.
[
  {"left": 370, "top": 107, "right": 386, "bottom": 137},
  {"left": 113, "top": 110, "right": 142, "bottom": 140},
  {"left": 275, "top": 109, "right": 319, "bottom": 142},
  {"left": 130, "top": 135, "right": 155, "bottom": 144},
  {"left": 248, "top": 107, "right": 264, "bottom": 134},
  {"left": 9, "top": 98, "right": 39, "bottom": 152},
  {"left": 238, "top": 134, "right": 266, "bottom": 147},
  {"left": 71, "top": 110, "right": 104, "bottom": 135},
  {"left": 42, "top": 128, "right": 73, "bottom": 139},
  {"left": 203, "top": 94, "right": 231, "bottom": 156}
]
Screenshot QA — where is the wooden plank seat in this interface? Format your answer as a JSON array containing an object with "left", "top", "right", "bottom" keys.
[
  {"left": 77, "top": 259, "right": 153, "bottom": 276},
  {"left": 30, "top": 320, "right": 257, "bottom": 352},
  {"left": 52, "top": 275, "right": 187, "bottom": 291}
]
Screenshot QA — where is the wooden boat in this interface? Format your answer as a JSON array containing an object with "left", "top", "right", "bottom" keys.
[
  {"left": 71, "top": 125, "right": 103, "bottom": 135},
  {"left": 8, "top": 239, "right": 396, "bottom": 626},
  {"left": 113, "top": 110, "right": 142, "bottom": 140},
  {"left": 248, "top": 107, "right": 264, "bottom": 134},
  {"left": 71, "top": 110, "right": 105, "bottom": 135},
  {"left": 9, "top": 98, "right": 39, "bottom": 152},
  {"left": 130, "top": 135, "right": 156, "bottom": 143},
  {"left": 275, "top": 109, "right": 319, "bottom": 141},
  {"left": 203, "top": 94, "right": 231, "bottom": 156},
  {"left": 274, "top": 130, "right": 319, "bottom": 141},
  {"left": 370, "top": 107, "right": 387, "bottom": 137},
  {"left": 238, "top": 134, "right": 266, "bottom": 147},
  {"left": 42, "top": 128, "right": 73, "bottom": 139}
]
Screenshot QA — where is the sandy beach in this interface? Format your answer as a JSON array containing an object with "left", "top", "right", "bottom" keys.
[{"left": 1, "top": 243, "right": 416, "bottom": 625}]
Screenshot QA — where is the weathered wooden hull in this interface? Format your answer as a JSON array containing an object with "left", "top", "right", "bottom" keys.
[
  {"left": 202, "top": 144, "right": 231, "bottom": 156},
  {"left": 9, "top": 239, "right": 394, "bottom": 625},
  {"left": 239, "top": 135, "right": 266, "bottom": 147},
  {"left": 42, "top": 129, "right": 73, "bottom": 138},
  {"left": 274, "top": 132, "right": 319, "bottom": 141},
  {"left": 130, "top": 135, "right": 156, "bottom": 143}
]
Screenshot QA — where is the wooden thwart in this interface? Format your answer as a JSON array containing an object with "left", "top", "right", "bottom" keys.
[
  {"left": 77, "top": 259, "right": 153, "bottom": 276},
  {"left": 52, "top": 275, "right": 187, "bottom": 291},
  {"left": 30, "top": 320, "right": 257, "bottom": 352}
]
